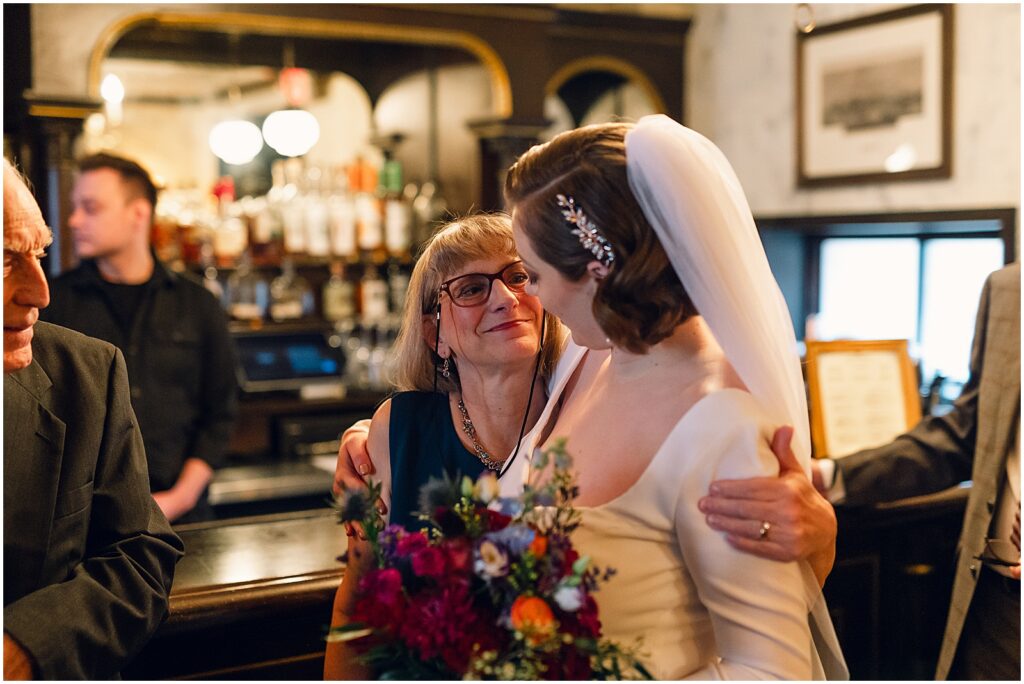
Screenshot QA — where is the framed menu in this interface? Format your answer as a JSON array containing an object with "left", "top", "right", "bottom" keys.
[{"left": 805, "top": 339, "right": 922, "bottom": 458}]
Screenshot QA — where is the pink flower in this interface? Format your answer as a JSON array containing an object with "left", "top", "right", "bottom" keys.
[
  {"left": 395, "top": 530, "right": 429, "bottom": 556},
  {"left": 397, "top": 581, "right": 503, "bottom": 672},
  {"left": 355, "top": 568, "right": 406, "bottom": 629},
  {"left": 441, "top": 539, "right": 472, "bottom": 572},
  {"left": 411, "top": 546, "right": 446, "bottom": 578}
]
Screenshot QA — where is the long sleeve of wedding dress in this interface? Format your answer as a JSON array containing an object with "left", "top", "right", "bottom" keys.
[
  {"left": 671, "top": 390, "right": 813, "bottom": 679},
  {"left": 573, "top": 389, "right": 817, "bottom": 680}
]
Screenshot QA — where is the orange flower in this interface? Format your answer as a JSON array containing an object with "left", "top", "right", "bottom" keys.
[
  {"left": 528, "top": 534, "right": 548, "bottom": 558},
  {"left": 510, "top": 596, "right": 556, "bottom": 644}
]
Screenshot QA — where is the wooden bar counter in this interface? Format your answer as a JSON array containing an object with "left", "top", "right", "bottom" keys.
[{"left": 124, "top": 509, "right": 347, "bottom": 680}]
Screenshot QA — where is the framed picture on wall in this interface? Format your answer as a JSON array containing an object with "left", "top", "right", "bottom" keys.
[
  {"left": 805, "top": 339, "right": 923, "bottom": 459},
  {"left": 796, "top": 4, "right": 953, "bottom": 187}
]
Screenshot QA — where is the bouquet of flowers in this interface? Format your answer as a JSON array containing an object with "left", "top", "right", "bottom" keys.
[{"left": 330, "top": 439, "right": 650, "bottom": 680}]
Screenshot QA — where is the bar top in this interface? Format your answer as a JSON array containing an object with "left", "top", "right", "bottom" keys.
[{"left": 165, "top": 510, "right": 348, "bottom": 632}]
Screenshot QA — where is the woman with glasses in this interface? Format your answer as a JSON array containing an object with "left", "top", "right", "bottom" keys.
[
  {"left": 325, "top": 214, "right": 566, "bottom": 679},
  {"left": 363, "top": 213, "right": 565, "bottom": 530}
]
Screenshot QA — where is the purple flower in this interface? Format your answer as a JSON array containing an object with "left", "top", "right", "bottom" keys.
[
  {"left": 487, "top": 524, "right": 536, "bottom": 555},
  {"left": 378, "top": 524, "right": 405, "bottom": 562}
]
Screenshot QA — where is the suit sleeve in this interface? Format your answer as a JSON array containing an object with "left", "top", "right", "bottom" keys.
[
  {"left": 836, "top": 275, "right": 991, "bottom": 505},
  {"left": 3, "top": 348, "right": 184, "bottom": 679},
  {"left": 188, "top": 293, "right": 239, "bottom": 470}
]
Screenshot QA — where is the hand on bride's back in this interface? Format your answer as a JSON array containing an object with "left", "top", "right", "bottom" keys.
[{"left": 697, "top": 425, "right": 837, "bottom": 586}]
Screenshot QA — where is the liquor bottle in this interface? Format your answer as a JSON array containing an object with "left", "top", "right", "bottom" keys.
[
  {"left": 412, "top": 180, "right": 448, "bottom": 246},
  {"left": 303, "top": 166, "right": 330, "bottom": 258},
  {"left": 359, "top": 263, "right": 390, "bottom": 327},
  {"left": 387, "top": 261, "right": 410, "bottom": 317},
  {"left": 213, "top": 199, "right": 248, "bottom": 268},
  {"left": 152, "top": 192, "right": 183, "bottom": 267},
  {"left": 351, "top": 157, "right": 384, "bottom": 261},
  {"left": 198, "top": 242, "right": 225, "bottom": 303},
  {"left": 381, "top": 157, "right": 412, "bottom": 260},
  {"left": 260, "top": 160, "right": 288, "bottom": 263},
  {"left": 270, "top": 258, "right": 315, "bottom": 322},
  {"left": 226, "top": 251, "right": 270, "bottom": 322},
  {"left": 280, "top": 158, "right": 306, "bottom": 254},
  {"left": 246, "top": 196, "right": 273, "bottom": 266},
  {"left": 328, "top": 165, "right": 357, "bottom": 259},
  {"left": 322, "top": 261, "right": 356, "bottom": 325}
]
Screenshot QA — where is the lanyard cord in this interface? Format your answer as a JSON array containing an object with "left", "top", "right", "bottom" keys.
[
  {"left": 432, "top": 303, "right": 441, "bottom": 395},
  {"left": 498, "top": 313, "right": 546, "bottom": 480},
  {"left": 433, "top": 298, "right": 546, "bottom": 481}
]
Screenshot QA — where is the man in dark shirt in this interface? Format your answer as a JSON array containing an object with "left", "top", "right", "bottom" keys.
[{"left": 40, "top": 153, "right": 238, "bottom": 523}]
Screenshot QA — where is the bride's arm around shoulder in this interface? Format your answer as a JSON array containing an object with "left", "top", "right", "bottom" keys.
[{"left": 674, "top": 390, "right": 814, "bottom": 680}]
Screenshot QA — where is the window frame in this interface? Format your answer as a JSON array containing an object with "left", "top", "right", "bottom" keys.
[{"left": 756, "top": 208, "right": 1016, "bottom": 341}]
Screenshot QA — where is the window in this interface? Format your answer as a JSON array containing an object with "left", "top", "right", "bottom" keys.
[{"left": 759, "top": 210, "right": 1013, "bottom": 393}]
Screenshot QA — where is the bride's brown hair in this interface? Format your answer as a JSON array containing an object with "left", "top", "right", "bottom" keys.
[{"left": 504, "top": 122, "right": 696, "bottom": 354}]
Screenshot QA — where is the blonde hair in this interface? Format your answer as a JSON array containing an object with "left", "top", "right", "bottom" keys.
[{"left": 389, "top": 213, "right": 567, "bottom": 393}]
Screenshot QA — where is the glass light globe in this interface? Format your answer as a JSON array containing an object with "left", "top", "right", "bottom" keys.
[
  {"left": 100, "top": 74, "right": 125, "bottom": 104},
  {"left": 261, "top": 109, "right": 320, "bottom": 157},
  {"left": 209, "top": 120, "right": 264, "bottom": 166}
]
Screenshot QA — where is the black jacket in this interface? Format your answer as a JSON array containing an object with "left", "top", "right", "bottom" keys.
[
  {"left": 40, "top": 257, "right": 239, "bottom": 504},
  {"left": 4, "top": 321, "right": 184, "bottom": 678}
]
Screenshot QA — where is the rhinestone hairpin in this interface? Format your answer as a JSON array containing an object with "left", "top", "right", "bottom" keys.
[{"left": 556, "top": 194, "right": 616, "bottom": 268}]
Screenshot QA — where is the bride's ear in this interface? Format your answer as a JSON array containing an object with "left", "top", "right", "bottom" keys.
[{"left": 586, "top": 260, "right": 610, "bottom": 281}]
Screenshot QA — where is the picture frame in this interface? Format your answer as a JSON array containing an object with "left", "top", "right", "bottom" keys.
[
  {"left": 796, "top": 4, "right": 953, "bottom": 187},
  {"left": 805, "top": 339, "right": 922, "bottom": 459}
]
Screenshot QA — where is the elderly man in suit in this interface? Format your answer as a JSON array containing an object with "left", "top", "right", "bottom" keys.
[
  {"left": 704, "top": 262, "right": 1020, "bottom": 680},
  {"left": 3, "top": 158, "right": 183, "bottom": 679}
]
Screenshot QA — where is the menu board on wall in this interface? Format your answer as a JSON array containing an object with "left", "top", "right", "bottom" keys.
[{"left": 805, "top": 339, "right": 922, "bottom": 459}]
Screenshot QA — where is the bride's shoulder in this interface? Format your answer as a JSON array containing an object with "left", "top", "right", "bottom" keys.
[{"left": 668, "top": 388, "right": 778, "bottom": 480}]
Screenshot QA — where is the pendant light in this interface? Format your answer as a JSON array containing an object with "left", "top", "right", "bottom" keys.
[
  {"left": 262, "top": 42, "right": 320, "bottom": 158},
  {"left": 208, "top": 37, "right": 264, "bottom": 166}
]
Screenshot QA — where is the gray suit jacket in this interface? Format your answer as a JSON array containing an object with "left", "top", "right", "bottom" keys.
[
  {"left": 837, "top": 262, "right": 1020, "bottom": 679},
  {"left": 3, "top": 322, "right": 184, "bottom": 679}
]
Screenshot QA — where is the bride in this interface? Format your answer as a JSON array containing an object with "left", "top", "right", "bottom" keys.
[{"left": 500, "top": 115, "right": 845, "bottom": 679}]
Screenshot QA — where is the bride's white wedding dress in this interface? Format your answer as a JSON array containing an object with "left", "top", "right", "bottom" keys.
[
  {"left": 576, "top": 390, "right": 816, "bottom": 679},
  {"left": 525, "top": 344, "right": 822, "bottom": 679},
  {"left": 517, "top": 114, "right": 846, "bottom": 679}
]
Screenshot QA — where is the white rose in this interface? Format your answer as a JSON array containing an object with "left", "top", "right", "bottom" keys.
[{"left": 552, "top": 584, "right": 584, "bottom": 612}]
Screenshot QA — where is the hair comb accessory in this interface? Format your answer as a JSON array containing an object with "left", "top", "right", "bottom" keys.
[{"left": 556, "top": 194, "right": 616, "bottom": 268}]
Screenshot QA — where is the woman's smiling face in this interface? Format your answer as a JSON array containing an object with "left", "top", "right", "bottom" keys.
[{"left": 431, "top": 255, "right": 545, "bottom": 374}]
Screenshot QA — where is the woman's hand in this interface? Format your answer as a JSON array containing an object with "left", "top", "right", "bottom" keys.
[
  {"left": 698, "top": 426, "right": 837, "bottom": 586},
  {"left": 333, "top": 420, "right": 374, "bottom": 497}
]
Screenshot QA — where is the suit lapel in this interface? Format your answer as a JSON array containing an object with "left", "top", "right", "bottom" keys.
[
  {"left": 978, "top": 278, "right": 1021, "bottom": 492},
  {"left": 3, "top": 361, "right": 66, "bottom": 601}
]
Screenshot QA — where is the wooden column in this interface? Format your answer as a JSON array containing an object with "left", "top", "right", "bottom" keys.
[
  {"left": 24, "top": 95, "right": 100, "bottom": 274},
  {"left": 467, "top": 118, "right": 550, "bottom": 212}
]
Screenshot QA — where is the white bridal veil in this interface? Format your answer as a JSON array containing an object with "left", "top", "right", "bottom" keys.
[{"left": 625, "top": 115, "right": 848, "bottom": 679}]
